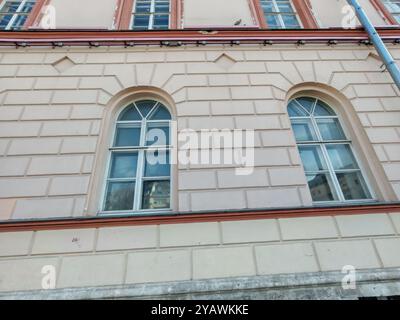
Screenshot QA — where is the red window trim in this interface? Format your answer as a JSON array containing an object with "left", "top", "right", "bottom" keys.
[
  {"left": 0, "top": 203, "right": 398, "bottom": 232},
  {"left": 20, "top": 0, "right": 48, "bottom": 29},
  {"left": 370, "top": 0, "right": 399, "bottom": 25},
  {"left": 115, "top": 0, "right": 181, "bottom": 30}
]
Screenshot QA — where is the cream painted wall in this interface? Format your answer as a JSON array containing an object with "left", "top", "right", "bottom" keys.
[
  {"left": 183, "top": 0, "right": 255, "bottom": 27},
  {"left": 48, "top": 0, "right": 118, "bottom": 29},
  {"left": 310, "top": 0, "right": 387, "bottom": 28},
  {"left": 0, "top": 213, "right": 399, "bottom": 293},
  {"left": 0, "top": 45, "right": 399, "bottom": 220}
]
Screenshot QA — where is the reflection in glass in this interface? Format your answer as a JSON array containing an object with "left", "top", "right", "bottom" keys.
[
  {"left": 326, "top": 144, "right": 359, "bottom": 170},
  {"left": 317, "top": 118, "right": 346, "bottom": 141},
  {"left": 114, "top": 126, "right": 141, "bottom": 147},
  {"left": 145, "top": 151, "right": 170, "bottom": 177},
  {"left": 142, "top": 180, "right": 170, "bottom": 209},
  {"left": 291, "top": 119, "right": 317, "bottom": 142},
  {"left": 307, "top": 174, "right": 336, "bottom": 202},
  {"left": 337, "top": 172, "right": 371, "bottom": 200},
  {"left": 104, "top": 182, "right": 135, "bottom": 211},
  {"left": 110, "top": 152, "right": 138, "bottom": 179},
  {"left": 298, "top": 145, "right": 326, "bottom": 172}
]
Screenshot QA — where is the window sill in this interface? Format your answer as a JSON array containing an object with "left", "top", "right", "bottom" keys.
[{"left": 0, "top": 202, "right": 399, "bottom": 232}]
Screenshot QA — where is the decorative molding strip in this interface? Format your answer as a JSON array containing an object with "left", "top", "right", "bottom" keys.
[
  {"left": 0, "top": 203, "right": 399, "bottom": 232},
  {"left": 0, "top": 27, "right": 400, "bottom": 47},
  {"left": 1, "top": 267, "right": 399, "bottom": 300}
]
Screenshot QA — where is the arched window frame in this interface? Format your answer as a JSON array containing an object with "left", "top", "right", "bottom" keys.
[
  {"left": 288, "top": 95, "right": 376, "bottom": 204},
  {"left": 100, "top": 98, "right": 173, "bottom": 215}
]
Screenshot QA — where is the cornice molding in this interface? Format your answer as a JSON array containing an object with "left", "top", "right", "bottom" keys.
[{"left": 0, "top": 203, "right": 399, "bottom": 232}]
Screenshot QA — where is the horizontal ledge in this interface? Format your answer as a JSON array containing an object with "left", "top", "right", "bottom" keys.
[
  {"left": 1, "top": 267, "right": 399, "bottom": 300},
  {"left": 0, "top": 202, "right": 399, "bottom": 232},
  {"left": 0, "top": 28, "right": 399, "bottom": 46}
]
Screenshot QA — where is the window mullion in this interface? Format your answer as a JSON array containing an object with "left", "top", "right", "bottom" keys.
[
  {"left": 310, "top": 113, "right": 344, "bottom": 202},
  {"left": 271, "top": 0, "right": 285, "bottom": 28},
  {"left": 149, "top": 0, "right": 155, "bottom": 29},
  {"left": 133, "top": 119, "right": 148, "bottom": 211}
]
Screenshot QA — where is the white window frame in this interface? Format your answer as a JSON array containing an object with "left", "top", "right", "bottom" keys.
[
  {"left": 0, "top": 0, "right": 35, "bottom": 30},
  {"left": 130, "top": 0, "right": 171, "bottom": 30},
  {"left": 260, "top": 0, "right": 302, "bottom": 29},
  {"left": 100, "top": 100, "right": 172, "bottom": 216},
  {"left": 289, "top": 96, "right": 376, "bottom": 205}
]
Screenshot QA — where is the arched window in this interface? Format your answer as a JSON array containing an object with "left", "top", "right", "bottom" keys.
[
  {"left": 288, "top": 97, "right": 373, "bottom": 203},
  {"left": 102, "top": 99, "right": 172, "bottom": 213}
]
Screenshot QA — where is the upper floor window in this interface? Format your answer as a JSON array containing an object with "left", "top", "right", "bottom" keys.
[
  {"left": 103, "top": 100, "right": 172, "bottom": 213},
  {"left": 260, "top": 0, "right": 301, "bottom": 29},
  {"left": 131, "top": 0, "right": 170, "bottom": 30},
  {"left": 0, "top": 0, "right": 35, "bottom": 30},
  {"left": 288, "top": 97, "right": 373, "bottom": 203},
  {"left": 382, "top": 0, "right": 400, "bottom": 23}
]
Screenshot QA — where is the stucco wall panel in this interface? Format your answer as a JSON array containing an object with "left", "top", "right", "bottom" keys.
[
  {"left": 0, "top": 45, "right": 398, "bottom": 220},
  {"left": 0, "top": 213, "right": 399, "bottom": 292},
  {"left": 48, "top": 0, "right": 117, "bottom": 29}
]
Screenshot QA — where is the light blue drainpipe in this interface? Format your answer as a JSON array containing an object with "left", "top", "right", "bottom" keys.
[{"left": 347, "top": 0, "right": 400, "bottom": 90}]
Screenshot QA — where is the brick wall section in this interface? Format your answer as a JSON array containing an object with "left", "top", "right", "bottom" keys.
[
  {"left": 0, "top": 45, "right": 399, "bottom": 219},
  {"left": 0, "top": 213, "right": 399, "bottom": 292}
]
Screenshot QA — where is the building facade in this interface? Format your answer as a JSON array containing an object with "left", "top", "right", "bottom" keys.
[{"left": 0, "top": 0, "right": 400, "bottom": 299}]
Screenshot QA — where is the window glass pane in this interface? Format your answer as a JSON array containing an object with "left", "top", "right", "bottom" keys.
[
  {"left": 118, "top": 105, "right": 141, "bottom": 121},
  {"left": 144, "top": 150, "right": 170, "bottom": 177},
  {"left": 296, "top": 97, "right": 315, "bottom": 114},
  {"left": 135, "top": 2, "right": 151, "bottom": 13},
  {"left": 0, "top": 14, "right": 12, "bottom": 28},
  {"left": 21, "top": 1, "right": 35, "bottom": 12},
  {"left": 266, "top": 15, "right": 280, "bottom": 28},
  {"left": 155, "top": 2, "right": 169, "bottom": 13},
  {"left": 12, "top": 13, "right": 26, "bottom": 28},
  {"left": 149, "top": 105, "right": 171, "bottom": 120},
  {"left": 146, "top": 124, "right": 170, "bottom": 146},
  {"left": 261, "top": 1, "right": 275, "bottom": 12},
  {"left": 136, "top": 100, "right": 157, "bottom": 118},
  {"left": 277, "top": 2, "right": 293, "bottom": 13},
  {"left": 109, "top": 152, "right": 138, "bottom": 179},
  {"left": 142, "top": 180, "right": 170, "bottom": 209},
  {"left": 114, "top": 126, "right": 141, "bottom": 147},
  {"left": 288, "top": 101, "right": 308, "bottom": 117},
  {"left": 326, "top": 144, "right": 359, "bottom": 170},
  {"left": 298, "top": 145, "right": 327, "bottom": 172},
  {"left": 282, "top": 14, "right": 300, "bottom": 27},
  {"left": 314, "top": 100, "right": 335, "bottom": 116},
  {"left": 153, "top": 14, "right": 169, "bottom": 28},
  {"left": 132, "top": 15, "right": 150, "bottom": 29},
  {"left": 307, "top": 174, "right": 337, "bottom": 202},
  {"left": 104, "top": 181, "right": 135, "bottom": 211},
  {"left": 1, "top": 1, "right": 20, "bottom": 13},
  {"left": 291, "top": 118, "right": 317, "bottom": 142},
  {"left": 337, "top": 171, "right": 371, "bottom": 200},
  {"left": 316, "top": 118, "right": 346, "bottom": 141},
  {"left": 0, "top": 0, "right": 36, "bottom": 30}
]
